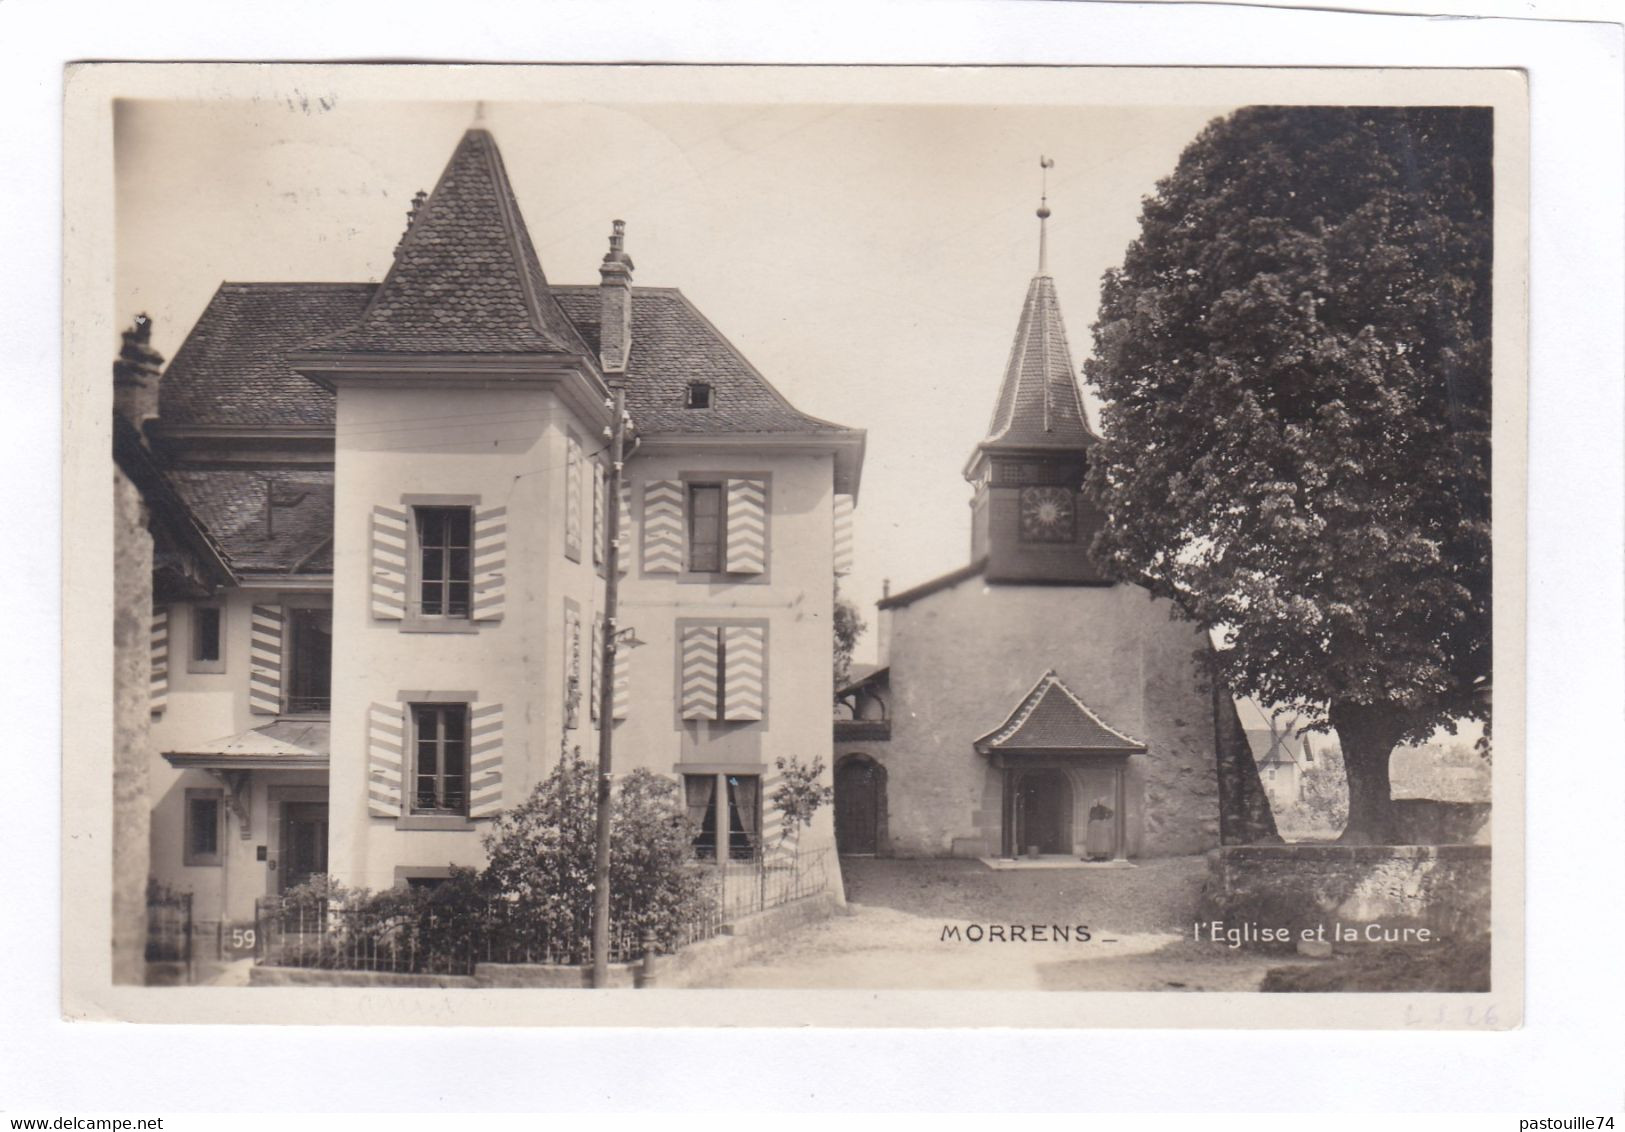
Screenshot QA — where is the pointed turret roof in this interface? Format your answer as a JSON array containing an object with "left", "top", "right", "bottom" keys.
[
  {"left": 968, "top": 196, "right": 1096, "bottom": 470},
  {"left": 308, "top": 128, "right": 589, "bottom": 356},
  {"left": 974, "top": 670, "right": 1145, "bottom": 755}
]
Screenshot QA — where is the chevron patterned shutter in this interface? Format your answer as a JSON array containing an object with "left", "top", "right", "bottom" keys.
[
  {"left": 679, "top": 625, "right": 720, "bottom": 720},
  {"left": 722, "top": 624, "right": 766, "bottom": 721},
  {"left": 643, "top": 479, "right": 685, "bottom": 573},
  {"left": 472, "top": 504, "right": 507, "bottom": 622},
  {"left": 617, "top": 482, "right": 632, "bottom": 575},
  {"left": 592, "top": 463, "right": 605, "bottom": 566},
  {"left": 833, "top": 494, "right": 855, "bottom": 576},
  {"left": 468, "top": 702, "right": 505, "bottom": 819},
  {"left": 565, "top": 435, "right": 583, "bottom": 561},
  {"left": 248, "top": 604, "right": 284, "bottom": 715},
  {"left": 613, "top": 642, "right": 630, "bottom": 721},
  {"left": 366, "top": 702, "right": 405, "bottom": 818},
  {"left": 589, "top": 618, "right": 602, "bottom": 723},
  {"left": 370, "top": 505, "right": 409, "bottom": 619},
  {"left": 149, "top": 607, "right": 169, "bottom": 715},
  {"left": 725, "top": 477, "right": 768, "bottom": 574}
]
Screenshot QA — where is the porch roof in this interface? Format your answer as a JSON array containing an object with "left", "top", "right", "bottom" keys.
[
  {"left": 163, "top": 720, "right": 330, "bottom": 770},
  {"left": 974, "top": 670, "right": 1146, "bottom": 756}
]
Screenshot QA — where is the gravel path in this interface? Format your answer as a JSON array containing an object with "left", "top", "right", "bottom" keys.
[{"left": 706, "top": 857, "right": 1309, "bottom": 991}]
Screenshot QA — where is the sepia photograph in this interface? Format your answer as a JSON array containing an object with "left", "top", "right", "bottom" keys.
[{"left": 67, "top": 62, "right": 1526, "bottom": 1027}]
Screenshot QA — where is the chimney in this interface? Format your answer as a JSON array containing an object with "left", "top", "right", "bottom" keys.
[
  {"left": 394, "top": 189, "right": 428, "bottom": 259},
  {"left": 113, "top": 314, "right": 164, "bottom": 431},
  {"left": 598, "top": 219, "right": 634, "bottom": 376}
]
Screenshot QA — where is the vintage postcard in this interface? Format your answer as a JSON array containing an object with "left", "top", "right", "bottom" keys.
[{"left": 62, "top": 62, "right": 1526, "bottom": 1028}]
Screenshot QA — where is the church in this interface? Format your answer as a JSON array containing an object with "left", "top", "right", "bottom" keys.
[{"left": 832, "top": 193, "right": 1274, "bottom": 862}]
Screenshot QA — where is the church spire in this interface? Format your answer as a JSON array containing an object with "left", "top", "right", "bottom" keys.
[{"left": 964, "top": 165, "right": 1094, "bottom": 481}]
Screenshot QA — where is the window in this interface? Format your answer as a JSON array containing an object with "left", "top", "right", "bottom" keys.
[
  {"left": 184, "top": 789, "right": 223, "bottom": 866},
  {"left": 683, "top": 773, "right": 760, "bottom": 860},
  {"left": 189, "top": 604, "right": 225, "bottom": 674},
  {"left": 416, "top": 506, "right": 472, "bottom": 618},
  {"left": 284, "top": 608, "right": 331, "bottom": 714},
  {"left": 687, "top": 483, "right": 723, "bottom": 573},
  {"left": 412, "top": 703, "right": 469, "bottom": 815},
  {"left": 685, "top": 382, "right": 713, "bottom": 409}
]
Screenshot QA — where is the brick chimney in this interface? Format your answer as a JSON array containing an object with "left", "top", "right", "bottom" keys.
[
  {"left": 598, "top": 219, "right": 634, "bottom": 376},
  {"left": 113, "top": 314, "right": 164, "bottom": 431}
]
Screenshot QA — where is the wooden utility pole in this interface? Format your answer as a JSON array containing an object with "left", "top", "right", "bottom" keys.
[{"left": 591, "top": 385, "right": 628, "bottom": 988}]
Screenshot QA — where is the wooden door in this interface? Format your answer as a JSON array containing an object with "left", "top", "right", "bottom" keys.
[
  {"left": 1015, "top": 769, "right": 1073, "bottom": 856},
  {"left": 834, "top": 758, "right": 879, "bottom": 856},
  {"left": 280, "top": 803, "right": 329, "bottom": 893}
]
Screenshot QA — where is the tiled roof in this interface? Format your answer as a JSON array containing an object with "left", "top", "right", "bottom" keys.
[
  {"left": 166, "top": 469, "right": 334, "bottom": 574},
  {"left": 552, "top": 287, "right": 856, "bottom": 435},
  {"left": 978, "top": 274, "right": 1095, "bottom": 452},
  {"left": 307, "top": 129, "right": 589, "bottom": 356},
  {"left": 157, "top": 283, "right": 370, "bottom": 427},
  {"left": 974, "top": 669, "right": 1145, "bottom": 754}
]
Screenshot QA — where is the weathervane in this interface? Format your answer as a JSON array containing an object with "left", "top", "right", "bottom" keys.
[{"left": 1037, "top": 155, "right": 1055, "bottom": 275}]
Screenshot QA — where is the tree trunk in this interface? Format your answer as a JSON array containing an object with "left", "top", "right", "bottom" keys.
[{"left": 1329, "top": 701, "right": 1406, "bottom": 845}]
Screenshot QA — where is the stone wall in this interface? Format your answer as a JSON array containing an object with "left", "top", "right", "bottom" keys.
[
  {"left": 113, "top": 465, "right": 153, "bottom": 986},
  {"left": 1198, "top": 843, "right": 1491, "bottom": 953},
  {"left": 876, "top": 577, "right": 1229, "bottom": 858},
  {"left": 1391, "top": 800, "right": 1492, "bottom": 846}
]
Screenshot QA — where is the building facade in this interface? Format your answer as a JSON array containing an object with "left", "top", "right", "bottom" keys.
[
  {"left": 134, "top": 126, "right": 862, "bottom": 942},
  {"left": 832, "top": 200, "right": 1273, "bottom": 862}
]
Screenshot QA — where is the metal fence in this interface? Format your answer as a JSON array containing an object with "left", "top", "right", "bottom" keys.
[
  {"left": 145, "top": 889, "right": 194, "bottom": 983},
  {"left": 254, "top": 848, "right": 832, "bottom": 976}
]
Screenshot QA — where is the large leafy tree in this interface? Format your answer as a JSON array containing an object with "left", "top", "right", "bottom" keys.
[{"left": 1084, "top": 107, "right": 1492, "bottom": 842}]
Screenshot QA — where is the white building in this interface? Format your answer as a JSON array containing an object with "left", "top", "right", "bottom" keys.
[{"left": 138, "top": 126, "right": 863, "bottom": 943}]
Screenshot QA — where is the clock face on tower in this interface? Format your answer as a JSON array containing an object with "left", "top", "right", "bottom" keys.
[{"left": 1019, "top": 485, "right": 1076, "bottom": 543}]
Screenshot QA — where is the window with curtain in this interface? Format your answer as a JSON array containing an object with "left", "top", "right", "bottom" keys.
[{"left": 682, "top": 772, "right": 760, "bottom": 860}]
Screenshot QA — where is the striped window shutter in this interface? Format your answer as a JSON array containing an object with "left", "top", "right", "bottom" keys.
[
  {"left": 149, "top": 607, "right": 169, "bottom": 715},
  {"left": 565, "top": 435, "right": 583, "bottom": 561},
  {"left": 762, "top": 764, "right": 790, "bottom": 860},
  {"left": 590, "top": 618, "right": 602, "bottom": 723},
  {"left": 366, "top": 702, "right": 405, "bottom": 818},
  {"left": 472, "top": 504, "right": 507, "bottom": 622},
  {"left": 679, "top": 625, "right": 720, "bottom": 720},
  {"left": 613, "top": 641, "right": 631, "bottom": 721},
  {"left": 725, "top": 478, "right": 768, "bottom": 574},
  {"left": 370, "top": 505, "right": 409, "bottom": 620},
  {"left": 643, "top": 479, "right": 685, "bottom": 574},
  {"left": 248, "top": 604, "right": 284, "bottom": 715},
  {"left": 592, "top": 463, "right": 605, "bottom": 566},
  {"left": 468, "top": 702, "right": 505, "bottom": 819},
  {"left": 617, "top": 482, "right": 632, "bottom": 575},
  {"left": 722, "top": 624, "right": 766, "bottom": 721},
  {"left": 833, "top": 494, "right": 855, "bottom": 576}
]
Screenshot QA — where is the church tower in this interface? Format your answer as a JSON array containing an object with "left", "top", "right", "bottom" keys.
[{"left": 964, "top": 180, "right": 1110, "bottom": 584}]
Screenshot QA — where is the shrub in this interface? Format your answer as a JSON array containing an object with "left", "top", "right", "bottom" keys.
[{"left": 479, "top": 755, "right": 714, "bottom": 960}]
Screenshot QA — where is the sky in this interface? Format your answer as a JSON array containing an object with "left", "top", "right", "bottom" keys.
[{"left": 115, "top": 94, "right": 1228, "bottom": 664}]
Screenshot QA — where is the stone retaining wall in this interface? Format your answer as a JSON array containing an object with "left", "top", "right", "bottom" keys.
[{"left": 1198, "top": 843, "right": 1491, "bottom": 953}]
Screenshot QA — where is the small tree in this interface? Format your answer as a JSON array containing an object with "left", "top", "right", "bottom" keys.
[
  {"left": 770, "top": 754, "right": 834, "bottom": 859},
  {"left": 833, "top": 580, "right": 866, "bottom": 688}
]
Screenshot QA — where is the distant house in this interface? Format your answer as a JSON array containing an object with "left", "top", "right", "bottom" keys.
[{"left": 1246, "top": 728, "right": 1315, "bottom": 809}]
